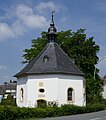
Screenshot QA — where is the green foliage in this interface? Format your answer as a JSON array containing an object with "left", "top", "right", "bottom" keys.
[
  {"left": 22, "top": 32, "right": 47, "bottom": 64},
  {"left": 86, "top": 103, "right": 105, "bottom": 112},
  {"left": 86, "top": 76, "right": 103, "bottom": 104},
  {"left": 61, "top": 104, "right": 86, "bottom": 115},
  {"left": 0, "top": 104, "right": 105, "bottom": 120},
  {"left": 0, "top": 106, "right": 19, "bottom": 120},
  {"left": 57, "top": 29, "right": 99, "bottom": 77},
  {"left": 0, "top": 95, "right": 16, "bottom": 106},
  {"left": 46, "top": 106, "right": 62, "bottom": 117}
]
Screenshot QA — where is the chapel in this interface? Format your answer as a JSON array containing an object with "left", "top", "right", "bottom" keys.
[{"left": 14, "top": 13, "right": 86, "bottom": 107}]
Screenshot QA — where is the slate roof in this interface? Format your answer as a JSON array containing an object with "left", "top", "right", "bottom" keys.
[
  {"left": 0, "top": 83, "right": 16, "bottom": 95},
  {"left": 14, "top": 42, "right": 84, "bottom": 77},
  {"left": 4, "top": 83, "right": 16, "bottom": 90}
]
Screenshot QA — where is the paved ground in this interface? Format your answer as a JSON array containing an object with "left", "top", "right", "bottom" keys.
[{"left": 40, "top": 110, "right": 106, "bottom": 120}]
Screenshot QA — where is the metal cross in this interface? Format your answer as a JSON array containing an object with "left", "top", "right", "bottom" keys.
[{"left": 52, "top": 10, "right": 55, "bottom": 21}]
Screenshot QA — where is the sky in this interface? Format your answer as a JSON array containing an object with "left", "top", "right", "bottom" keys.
[{"left": 0, "top": 0, "right": 106, "bottom": 84}]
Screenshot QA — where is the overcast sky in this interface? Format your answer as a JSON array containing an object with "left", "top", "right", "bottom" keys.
[{"left": 0, "top": 0, "right": 106, "bottom": 83}]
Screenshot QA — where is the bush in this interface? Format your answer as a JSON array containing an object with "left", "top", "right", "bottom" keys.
[
  {"left": 0, "top": 103, "right": 105, "bottom": 120},
  {"left": 0, "top": 95, "right": 16, "bottom": 106},
  {"left": 86, "top": 103, "right": 105, "bottom": 112},
  {"left": 46, "top": 107, "right": 62, "bottom": 117},
  {"left": 0, "top": 106, "right": 19, "bottom": 120},
  {"left": 61, "top": 104, "right": 86, "bottom": 115}
]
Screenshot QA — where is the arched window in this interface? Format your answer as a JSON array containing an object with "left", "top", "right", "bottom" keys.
[
  {"left": 67, "top": 88, "right": 73, "bottom": 101},
  {"left": 20, "top": 88, "right": 24, "bottom": 102}
]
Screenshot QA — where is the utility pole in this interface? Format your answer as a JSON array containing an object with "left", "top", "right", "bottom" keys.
[{"left": 94, "top": 56, "right": 106, "bottom": 79}]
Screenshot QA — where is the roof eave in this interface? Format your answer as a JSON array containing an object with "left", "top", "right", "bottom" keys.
[{"left": 14, "top": 71, "right": 85, "bottom": 78}]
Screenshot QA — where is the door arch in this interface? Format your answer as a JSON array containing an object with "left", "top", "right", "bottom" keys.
[{"left": 37, "top": 99, "right": 47, "bottom": 107}]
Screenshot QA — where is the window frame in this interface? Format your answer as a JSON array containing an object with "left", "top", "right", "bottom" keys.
[
  {"left": 20, "top": 88, "right": 24, "bottom": 102},
  {"left": 67, "top": 87, "right": 75, "bottom": 103}
]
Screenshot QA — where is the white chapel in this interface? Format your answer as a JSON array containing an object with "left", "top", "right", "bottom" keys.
[{"left": 14, "top": 14, "right": 86, "bottom": 107}]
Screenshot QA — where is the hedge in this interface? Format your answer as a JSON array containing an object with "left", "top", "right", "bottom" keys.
[{"left": 0, "top": 103, "right": 105, "bottom": 120}]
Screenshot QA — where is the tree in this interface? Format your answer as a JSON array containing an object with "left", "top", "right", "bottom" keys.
[
  {"left": 22, "top": 29, "right": 99, "bottom": 77},
  {"left": 22, "top": 32, "right": 47, "bottom": 64},
  {"left": 22, "top": 29, "right": 103, "bottom": 103},
  {"left": 86, "top": 75, "right": 103, "bottom": 103}
]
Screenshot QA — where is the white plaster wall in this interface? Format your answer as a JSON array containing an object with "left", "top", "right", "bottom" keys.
[
  {"left": 57, "top": 75, "right": 85, "bottom": 106},
  {"left": 27, "top": 75, "right": 58, "bottom": 107},
  {"left": 17, "top": 76, "right": 28, "bottom": 107},
  {"left": 17, "top": 74, "right": 85, "bottom": 107},
  {"left": 103, "top": 85, "right": 106, "bottom": 99},
  {"left": 6, "top": 90, "right": 16, "bottom": 92}
]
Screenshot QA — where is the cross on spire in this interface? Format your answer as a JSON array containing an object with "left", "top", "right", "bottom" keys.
[{"left": 52, "top": 10, "right": 55, "bottom": 22}]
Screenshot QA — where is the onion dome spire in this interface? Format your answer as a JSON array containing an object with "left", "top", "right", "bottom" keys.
[{"left": 47, "top": 11, "right": 57, "bottom": 43}]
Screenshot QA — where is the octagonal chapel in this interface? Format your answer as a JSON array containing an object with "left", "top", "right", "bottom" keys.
[{"left": 14, "top": 13, "right": 86, "bottom": 107}]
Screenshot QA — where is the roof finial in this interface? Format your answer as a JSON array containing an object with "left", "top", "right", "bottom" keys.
[{"left": 52, "top": 10, "right": 55, "bottom": 22}]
